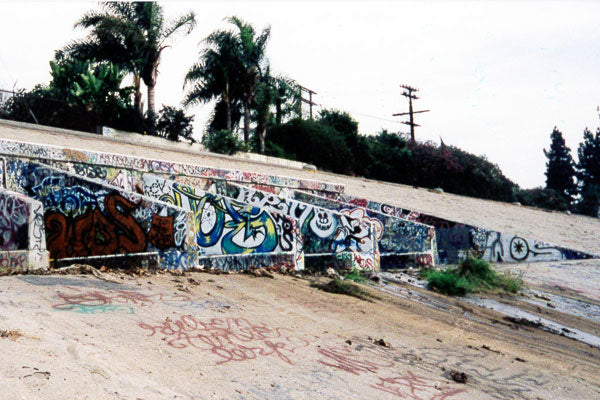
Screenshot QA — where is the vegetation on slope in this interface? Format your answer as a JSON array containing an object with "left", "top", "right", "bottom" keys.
[{"left": 422, "top": 257, "right": 523, "bottom": 296}]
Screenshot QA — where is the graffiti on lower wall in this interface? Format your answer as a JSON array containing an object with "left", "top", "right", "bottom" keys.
[
  {"left": 218, "top": 182, "right": 379, "bottom": 270},
  {"left": 332, "top": 193, "right": 597, "bottom": 263},
  {"left": 198, "top": 253, "right": 297, "bottom": 272},
  {"left": 5, "top": 161, "right": 196, "bottom": 267},
  {"left": 0, "top": 138, "right": 344, "bottom": 194},
  {"left": 0, "top": 189, "right": 47, "bottom": 264},
  {"left": 142, "top": 175, "right": 304, "bottom": 269},
  {"left": 0, "top": 190, "right": 31, "bottom": 250},
  {"left": 293, "top": 191, "right": 435, "bottom": 261}
]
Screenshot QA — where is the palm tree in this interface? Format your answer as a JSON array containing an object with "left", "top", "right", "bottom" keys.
[
  {"left": 252, "top": 72, "right": 300, "bottom": 153},
  {"left": 183, "top": 30, "right": 241, "bottom": 132},
  {"left": 67, "top": 2, "right": 196, "bottom": 134},
  {"left": 227, "top": 17, "right": 271, "bottom": 144}
]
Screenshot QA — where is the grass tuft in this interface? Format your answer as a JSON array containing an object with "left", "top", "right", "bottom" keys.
[
  {"left": 422, "top": 257, "right": 523, "bottom": 296},
  {"left": 343, "top": 268, "right": 367, "bottom": 283},
  {"left": 311, "top": 277, "right": 377, "bottom": 301}
]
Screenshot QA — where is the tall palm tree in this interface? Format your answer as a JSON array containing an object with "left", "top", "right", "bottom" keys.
[
  {"left": 252, "top": 72, "right": 300, "bottom": 153},
  {"left": 67, "top": 2, "right": 196, "bottom": 134},
  {"left": 227, "top": 17, "right": 271, "bottom": 145},
  {"left": 183, "top": 30, "right": 241, "bottom": 132}
]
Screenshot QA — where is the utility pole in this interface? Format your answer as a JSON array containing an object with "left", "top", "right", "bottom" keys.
[
  {"left": 393, "top": 84, "right": 429, "bottom": 143},
  {"left": 298, "top": 85, "right": 318, "bottom": 119}
]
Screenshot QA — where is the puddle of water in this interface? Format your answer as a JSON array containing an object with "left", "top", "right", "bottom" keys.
[
  {"left": 463, "top": 297, "right": 600, "bottom": 349},
  {"left": 522, "top": 289, "right": 600, "bottom": 325},
  {"left": 378, "top": 271, "right": 600, "bottom": 349}
]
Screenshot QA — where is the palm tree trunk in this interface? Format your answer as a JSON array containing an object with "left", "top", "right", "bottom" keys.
[
  {"left": 133, "top": 75, "right": 142, "bottom": 114},
  {"left": 275, "top": 99, "right": 282, "bottom": 125},
  {"left": 257, "top": 122, "right": 266, "bottom": 154},
  {"left": 147, "top": 83, "right": 157, "bottom": 135},
  {"left": 243, "top": 99, "right": 250, "bottom": 145},
  {"left": 224, "top": 92, "right": 232, "bottom": 131}
]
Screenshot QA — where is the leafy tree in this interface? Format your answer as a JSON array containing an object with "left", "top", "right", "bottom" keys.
[
  {"left": 70, "top": 2, "right": 196, "bottom": 134},
  {"left": 156, "top": 106, "right": 194, "bottom": 142},
  {"left": 544, "top": 127, "right": 577, "bottom": 204},
  {"left": 201, "top": 129, "right": 244, "bottom": 155},
  {"left": 0, "top": 53, "right": 140, "bottom": 133},
  {"left": 514, "top": 187, "right": 570, "bottom": 211},
  {"left": 576, "top": 128, "right": 600, "bottom": 216},
  {"left": 365, "top": 130, "right": 410, "bottom": 181},
  {"left": 266, "top": 118, "right": 353, "bottom": 173}
]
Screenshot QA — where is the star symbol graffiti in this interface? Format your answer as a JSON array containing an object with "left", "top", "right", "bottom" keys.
[{"left": 513, "top": 240, "right": 525, "bottom": 254}]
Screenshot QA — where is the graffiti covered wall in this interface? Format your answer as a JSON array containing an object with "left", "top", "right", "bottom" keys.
[
  {"left": 142, "top": 175, "right": 304, "bottom": 270},
  {"left": 4, "top": 160, "right": 197, "bottom": 269},
  {"left": 0, "top": 138, "right": 344, "bottom": 195},
  {"left": 331, "top": 193, "right": 597, "bottom": 264},
  {"left": 293, "top": 191, "right": 436, "bottom": 268},
  {"left": 0, "top": 188, "right": 48, "bottom": 271},
  {"left": 217, "top": 182, "right": 379, "bottom": 271}
]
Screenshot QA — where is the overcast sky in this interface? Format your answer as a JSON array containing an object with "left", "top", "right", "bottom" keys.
[{"left": 1, "top": 1, "right": 599, "bottom": 188}]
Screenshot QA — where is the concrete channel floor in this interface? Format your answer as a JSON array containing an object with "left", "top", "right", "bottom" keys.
[{"left": 1, "top": 269, "right": 599, "bottom": 400}]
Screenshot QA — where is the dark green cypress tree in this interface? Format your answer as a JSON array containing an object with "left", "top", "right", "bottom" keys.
[
  {"left": 544, "top": 127, "right": 577, "bottom": 203},
  {"left": 576, "top": 128, "right": 600, "bottom": 217}
]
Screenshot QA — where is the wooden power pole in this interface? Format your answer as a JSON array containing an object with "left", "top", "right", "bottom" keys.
[
  {"left": 298, "top": 85, "right": 318, "bottom": 119},
  {"left": 393, "top": 85, "right": 429, "bottom": 143}
]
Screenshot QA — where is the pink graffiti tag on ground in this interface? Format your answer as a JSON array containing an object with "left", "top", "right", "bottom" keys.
[
  {"left": 52, "top": 288, "right": 190, "bottom": 311},
  {"left": 317, "top": 346, "right": 394, "bottom": 375},
  {"left": 138, "top": 316, "right": 310, "bottom": 365},
  {"left": 371, "top": 371, "right": 465, "bottom": 400}
]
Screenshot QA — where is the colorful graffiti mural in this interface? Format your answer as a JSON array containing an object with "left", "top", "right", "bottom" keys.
[
  {"left": 4, "top": 161, "right": 196, "bottom": 269},
  {"left": 330, "top": 193, "right": 597, "bottom": 264},
  {"left": 142, "top": 175, "right": 304, "bottom": 270},
  {"left": 218, "top": 182, "right": 379, "bottom": 270},
  {"left": 293, "top": 191, "right": 436, "bottom": 268},
  {"left": 0, "top": 138, "right": 344, "bottom": 195}
]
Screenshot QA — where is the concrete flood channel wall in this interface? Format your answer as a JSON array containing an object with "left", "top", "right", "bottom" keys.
[
  {"left": 328, "top": 192, "right": 598, "bottom": 264},
  {"left": 1, "top": 135, "right": 592, "bottom": 274},
  {"left": 0, "top": 188, "right": 49, "bottom": 271},
  {"left": 216, "top": 181, "right": 381, "bottom": 271},
  {"left": 142, "top": 174, "right": 304, "bottom": 271},
  {"left": 291, "top": 191, "right": 437, "bottom": 268},
  {"left": 4, "top": 160, "right": 198, "bottom": 270}
]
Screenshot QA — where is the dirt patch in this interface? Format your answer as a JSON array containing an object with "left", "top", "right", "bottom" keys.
[{"left": 0, "top": 330, "right": 23, "bottom": 341}]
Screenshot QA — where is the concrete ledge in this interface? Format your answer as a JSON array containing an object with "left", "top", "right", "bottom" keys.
[
  {"left": 0, "top": 249, "right": 49, "bottom": 273},
  {"left": 197, "top": 252, "right": 297, "bottom": 272},
  {"left": 0, "top": 119, "right": 339, "bottom": 191}
]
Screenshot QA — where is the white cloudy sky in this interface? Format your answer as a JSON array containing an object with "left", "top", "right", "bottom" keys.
[{"left": 1, "top": 1, "right": 600, "bottom": 188}]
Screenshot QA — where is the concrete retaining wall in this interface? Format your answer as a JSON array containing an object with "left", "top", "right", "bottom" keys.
[
  {"left": 217, "top": 182, "right": 380, "bottom": 271},
  {"left": 142, "top": 174, "right": 304, "bottom": 270},
  {"left": 331, "top": 193, "right": 598, "bottom": 263},
  {"left": 0, "top": 138, "right": 343, "bottom": 194},
  {"left": 4, "top": 160, "right": 198, "bottom": 270},
  {"left": 293, "top": 190, "right": 437, "bottom": 268},
  {"left": 0, "top": 188, "right": 49, "bottom": 271}
]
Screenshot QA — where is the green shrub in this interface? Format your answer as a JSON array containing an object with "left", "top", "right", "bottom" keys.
[
  {"left": 343, "top": 268, "right": 366, "bottom": 283},
  {"left": 201, "top": 129, "right": 244, "bottom": 155},
  {"left": 423, "top": 257, "right": 523, "bottom": 296},
  {"left": 156, "top": 106, "right": 194, "bottom": 142},
  {"left": 423, "top": 270, "right": 472, "bottom": 296}
]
